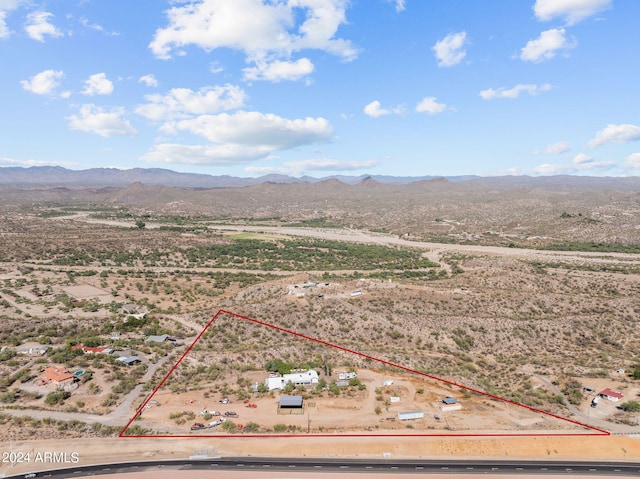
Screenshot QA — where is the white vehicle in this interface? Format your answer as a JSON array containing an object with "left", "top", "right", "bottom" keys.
[
  {"left": 200, "top": 408, "right": 220, "bottom": 416},
  {"left": 207, "top": 417, "right": 226, "bottom": 427}
]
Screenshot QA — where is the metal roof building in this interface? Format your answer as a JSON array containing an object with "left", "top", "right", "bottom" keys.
[
  {"left": 279, "top": 395, "right": 303, "bottom": 408},
  {"left": 397, "top": 410, "right": 424, "bottom": 421},
  {"left": 146, "top": 334, "right": 169, "bottom": 343},
  {"left": 116, "top": 356, "right": 141, "bottom": 365}
]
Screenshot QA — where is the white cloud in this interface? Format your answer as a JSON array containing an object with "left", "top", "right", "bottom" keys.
[
  {"left": 623, "top": 153, "right": 640, "bottom": 169},
  {"left": 24, "top": 11, "right": 62, "bottom": 42},
  {"left": 364, "top": 100, "right": 389, "bottom": 118},
  {"left": 588, "top": 124, "right": 640, "bottom": 147},
  {"left": 78, "top": 16, "right": 118, "bottom": 35},
  {"left": 143, "top": 110, "right": 333, "bottom": 166},
  {"left": 0, "top": 11, "right": 9, "bottom": 38},
  {"left": 170, "top": 111, "right": 332, "bottom": 149},
  {"left": 139, "top": 74, "right": 158, "bottom": 87},
  {"left": 0, "top": 1, "right": 30, "bottom": 38},
  {"left": 67, "top": 104, "right": 137, "bottom": 137},
  {"left": 390, "top": 0, "right": 406, "bottom": 12},
  {"left": 532, "top": 153, "right": 614, "bottom": 175},
  {"left": 532, "top": 163, "right": 565, "bottom": 175},
  {"left": 537, "top": 141, "right": 570, "bottom": 154},
  {"left": 244, "top": 57, "right": 314, "bottom": 82},
  {"left": 246, "top": 158, "right": 377, "bottom": 176},
  {"left": 533, "top": 0, "right": 612, "bottom": 25},
  {"left": 135, "top": 85, "right": 246, "bottom": 121},
  {"left": 571, "top": 153, "right": 614, "bottom": 170},
  {"left": 480, "top": 83, "right": 552, "bottom": 100},
  {"left": 432, "top": 31, "right": 467, "bottom": 67},
  {"left": 415, "top": 97, "right": 447, "bottom": 114},
  {"left": 0, "top": 156, "right": 73, "bottom": 167},
  {"left": 141, "top": 143, "right": 271, "bottom": 165},
  {"left": 572, "top": 152, "right": 593, "bottom": 165},
  {"left": 20, "top": 69, "right": 64, "bottom": 95},
  {"left": 210, "top": 61, "right": 224, "bottom": 74},
  {"left": 1, "top": 0, "right": 48, "bottom": 39},
  {"left": 363, "top": 100, "right": 404, "bottom": 118},
  {"left": 520, "top": 28, "right": 576, "bottom": 63},
  {"left": 82, "top": 73, "right": 114, "bottom": 96},
  {"left": 149, "top": 0, "right": 357, "bottom": 82}
]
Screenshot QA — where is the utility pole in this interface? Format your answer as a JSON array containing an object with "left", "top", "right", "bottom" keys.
[{"left": 307, "top": 411, "right": 311, "bottom": 433}]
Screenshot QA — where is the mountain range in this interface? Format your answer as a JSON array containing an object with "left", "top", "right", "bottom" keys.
[
  {"left": 0, "top": 165, "right": 639, "bottom": 190},
  {"left": 0, "top": 166, "right": 478, "bottom": 187}
]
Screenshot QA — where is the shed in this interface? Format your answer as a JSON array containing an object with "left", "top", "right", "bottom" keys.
[
  {"left": 442, "top": 396, "right": 457, "bottom": 405},
  {"left": 278, "top": 395, "right": 304, "bottom": 415},
  {"left": 397, "top": 410, "right": 424, "bottom": 421},
  {"left": 279, "top": 396, "right": 303, "bottom": 408}
]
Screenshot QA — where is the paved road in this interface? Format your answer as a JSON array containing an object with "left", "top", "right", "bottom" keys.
[{"left": 5, "top": 457, "right": 640, "bottom": 478}]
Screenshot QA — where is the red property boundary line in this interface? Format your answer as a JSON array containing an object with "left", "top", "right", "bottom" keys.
[{"left": 119, "top": 309, "right": 609, "bottom": 438}]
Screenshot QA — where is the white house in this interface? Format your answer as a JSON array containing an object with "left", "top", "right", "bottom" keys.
[
  {"left": 599, "top": 388, "right": 624, "bottom": 402},
  {"left": 265, "top": 370, "right": 319, "bottom": 391}
]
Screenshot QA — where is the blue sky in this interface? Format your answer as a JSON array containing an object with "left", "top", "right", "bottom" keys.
[{"left": 1, "top": 0, "right": 639, "bottom": 178}]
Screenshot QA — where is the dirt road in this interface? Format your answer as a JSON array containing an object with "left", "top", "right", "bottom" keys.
[
  {"left": 56, "top": 214, "right": 640, "bottom": 266},
  {"left": 209, "top": 225, "right": 640, "bottom": 265}
]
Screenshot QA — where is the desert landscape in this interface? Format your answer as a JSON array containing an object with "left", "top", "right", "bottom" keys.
[{"left": 1, "top": 176, "right": 640, "bottom": 475}]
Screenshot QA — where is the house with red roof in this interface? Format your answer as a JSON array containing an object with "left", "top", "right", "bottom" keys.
[
  {"left": 71, "top": 344, "right": 113, "bottom": 354},
  {"left": 599, "top": 388, "right": 624, "bottom": 402},
  {"left": 41, "top": 366, "right": 74, "bottom": 386}
]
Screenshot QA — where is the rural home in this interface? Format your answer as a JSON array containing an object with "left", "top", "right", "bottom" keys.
[
  {"left": 71, "top": 344, "right": 113, "bottom": 354},
  {"left": 116, "top": 356, "right": 141, "bottom": 366},
  {"left": 41, "top": 366, "right": 74, "bottom": 386},
  {"left": 18, "top": 345, "right": 50, "bottom": 356},
  {"left": 599, "top": 388, "right": 624, "bottom": 402},
  {"left": 265, "top": 369, "right": 319, "bottom": 391}
]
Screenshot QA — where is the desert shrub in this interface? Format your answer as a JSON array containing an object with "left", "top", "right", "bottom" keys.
[
  {"left": 244, "top": 421, "right": 260, "bottom": 432},
  {"left": 620, "top": 401, "right": 640, "bottom": 413},
  {"left": 44, "top": 390, "right": 70, "bottom": 405}
]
